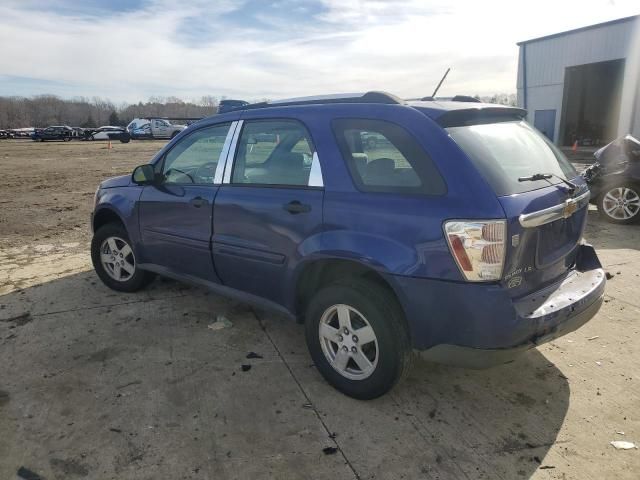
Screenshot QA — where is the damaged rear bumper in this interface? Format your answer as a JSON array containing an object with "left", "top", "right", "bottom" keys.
[{"left": 399, "top": 244, "right": 606, "bottom": 368}]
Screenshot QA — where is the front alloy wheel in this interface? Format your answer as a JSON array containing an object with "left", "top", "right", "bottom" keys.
[
  {"left": 599, "top": 185, "right": 640, "bottom": 224},
  {"left": 91, "top": 222, "right": 155, "bottom": 292},
  {"left": 100, "top": 236, "right": 135, "bottom": 282}
]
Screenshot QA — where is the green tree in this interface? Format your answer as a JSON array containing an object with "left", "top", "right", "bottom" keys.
[
  {"left": 108, "top": 111, "right": 121, "bottom": 126},
  {"left": 82, "top": 115, "right": 97, "bottom": 128}
]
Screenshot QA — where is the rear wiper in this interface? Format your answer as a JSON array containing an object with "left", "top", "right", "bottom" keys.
[{"left": 518, "top": 173, "right": 577, "bottom": 194}]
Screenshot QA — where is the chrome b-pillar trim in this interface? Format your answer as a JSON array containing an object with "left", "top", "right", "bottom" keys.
[
  {"left": 222, "top": 120, "right": 243, "bottom": 184},
  {"left": 213, "top": 121, "right": 239, "bottom": 184}
]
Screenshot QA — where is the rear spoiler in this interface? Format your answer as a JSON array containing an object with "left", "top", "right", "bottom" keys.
[{"left": 437, "top": 107, "right": 527, "bottom": 128}]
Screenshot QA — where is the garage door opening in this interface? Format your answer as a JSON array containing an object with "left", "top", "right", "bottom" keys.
[{"left": 559, "top": 59, "right": 625, "bottom": 146}]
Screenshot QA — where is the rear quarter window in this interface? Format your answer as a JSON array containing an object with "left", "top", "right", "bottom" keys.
[{"left": 332, "top": 118, "right": 446, "bottom": 195}]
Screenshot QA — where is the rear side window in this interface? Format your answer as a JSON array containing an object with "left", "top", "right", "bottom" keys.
[
  {"left": 232, "top": 120, "right": 315, "bottom": 186},
  {"left": 447, "top": 121, "right": 577, "bottom": 196},
  {"left": 332, "top": 119, "right": 446, "bottom": 195}
]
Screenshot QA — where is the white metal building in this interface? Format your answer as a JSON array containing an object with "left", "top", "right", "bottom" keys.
[{"left": 517, "top": 15, "right": 640, "bottom": 146}]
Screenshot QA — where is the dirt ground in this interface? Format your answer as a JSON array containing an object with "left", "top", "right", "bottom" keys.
[{"left": 0, "top": 139, "right": 639, "bottom": 479}]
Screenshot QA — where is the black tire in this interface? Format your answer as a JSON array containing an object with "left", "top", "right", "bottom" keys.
[
  {"left": 597, "top": 183, "right": 640, "bottom": 225},
  {"left": 91, "top": 222, "right": 155, "bottom": 292},
  {"left": 305, "top": 279, "right": 412, "bottom": 399},
  {"left": 120, "top": 137, "right": 130, "bottom": 144}
]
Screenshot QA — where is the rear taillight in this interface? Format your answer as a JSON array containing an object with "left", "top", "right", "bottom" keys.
[{"left": 444, "top": 220, "right": 506, "bottom": 281}]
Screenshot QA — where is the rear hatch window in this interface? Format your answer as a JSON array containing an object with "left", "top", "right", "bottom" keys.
[
  {"left": 448, "top": 119, "right": 587, "bottom": 296},
  {"left": 447, "top": 121, "right": 577, "bottom": 196}
]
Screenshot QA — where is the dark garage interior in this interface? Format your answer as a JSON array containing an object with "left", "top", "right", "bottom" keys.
[{"left": 559, "top": 58, "right": 625, "bottom": 146}]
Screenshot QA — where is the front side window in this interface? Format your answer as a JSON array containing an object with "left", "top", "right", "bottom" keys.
[
  {"left": 232, "top": 120, "right": 316, "bottom": 186},
  {"left": 332, "top": 119, "right": 446, "bottom": 195},
  {"left": 161, "top": 124, "right": 231, "bottom": 185}
]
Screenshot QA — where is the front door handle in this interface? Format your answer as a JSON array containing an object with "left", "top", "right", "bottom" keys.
[
  {"left": 283, "top": 200, "right": 311, "bottom": 214},
  {"left": 190, "top": 196, "right": 207, "bottom": 208}
]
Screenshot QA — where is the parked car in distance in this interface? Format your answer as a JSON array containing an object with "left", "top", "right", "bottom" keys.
[
  {"left": 32, "top": 125, "right": 73, "bottom": 142},
  {"left": 9, "top": 128, "right": 34, "bottom": 138},
  {"left": 127, "top": 118, "right": 186, "bottom": 139},
  {"left": 0, "top": 129, "right": 15, "bottom": 139},
  {"left": 84, "top": 126, "right": 131, "bottom": 143},
  {"left": 91, "top": 91, "right": 606, "bottom": 399},
  {"left": 582, "top": 134, "right": 640, "bottom": 224},
  {"left": 218, "top": 99, "right": 249, "bottom": 114}
]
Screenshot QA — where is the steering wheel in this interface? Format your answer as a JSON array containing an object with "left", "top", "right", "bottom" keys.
[
  {"left": 165, "top": 168, "right": 195, "bottom": 183},
  {"left": 194, "top": 162, "right": 218, "bottom": 183}
]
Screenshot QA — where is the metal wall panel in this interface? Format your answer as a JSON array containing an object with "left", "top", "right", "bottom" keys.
[{"left": 517, "top": 17, "right": 640, "bottom": 143}]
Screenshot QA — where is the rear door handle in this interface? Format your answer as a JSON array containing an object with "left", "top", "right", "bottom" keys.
[
  {"left": 283, "top": 200, "right": 311, "bottom": 214},
  {"left": 190, "top": 196, "right": 207, "bottom": 208}
]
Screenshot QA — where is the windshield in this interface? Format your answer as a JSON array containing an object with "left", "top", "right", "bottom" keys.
[{"left": 447, "top": 121, "right": 577, "bottom": 196}]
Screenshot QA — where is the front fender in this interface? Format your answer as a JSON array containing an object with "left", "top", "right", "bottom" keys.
[{"left": 94, "top": 186, "right": 143, "bottom": 246}]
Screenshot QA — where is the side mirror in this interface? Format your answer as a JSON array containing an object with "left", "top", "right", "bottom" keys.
[{"left": 132, "top": 164, "right": 156, "bottom": 185}]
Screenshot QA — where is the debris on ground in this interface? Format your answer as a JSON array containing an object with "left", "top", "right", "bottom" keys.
[
  {"left": 246, "top": 352, "right": 263, "bottom": 359},
  {"left": 605, "top": 272, "right": 614, "bottom": 280},
  {"left": 241, "top": 364, "right": 251, "bottom": 372},
  {"left": 323, "top": 446, "right": 338, "bottom": 455},
  {"left": 17, "top": 466, "right": 43, "bottom": 480},
  {"left": 616, "top": 431, "right": 625, "bottom": 435},
  {"left": 207, "top": 316, "right": 233, "bottom": 331},
  {"left": 587, "top": 336, "right": 600, "bottom": 341},
  {"left": 539, "top": 465, "right": 556, "bottom": 469},
  {"left": 1, "top": 312, "right": 32, "bottom": 326},
  {"left": 303, "top": 403, "right": 313, "bottom": 409},
  {"left": 116, "top": 380, "right": 142, "bottom": 390},
  {"left": 109, "top": 427, "right": 122, "bottom": 433},
  {"left": 595, "top": 361, "right": 602, "bottom": 366},
  {"left": 610, "top": 440, "right": 637, "bottom": 450}
]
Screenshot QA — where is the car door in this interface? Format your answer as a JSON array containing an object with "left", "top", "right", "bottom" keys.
[
  {"left": 212, "top": 118, "right": 324, "bottom": 305},
  {"left": 152, "top": 119, "right": 170, "bottom": 138},
  {"left": 137, "top": 122, "right": 235, "bottom": 282}
]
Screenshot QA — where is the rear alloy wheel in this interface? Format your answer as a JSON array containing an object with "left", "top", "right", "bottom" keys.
[
  {"left": 319, "top": 304, "right": 379, "bottom": 380},
  {"left": 91, "top": 223, "right": 155, "bottom": 292},
  {"left": 598, "top": 185, "right": 640, "bottom": 224},
  {"left": 305, "top": 279, "right": 411, "bottom": 399}
]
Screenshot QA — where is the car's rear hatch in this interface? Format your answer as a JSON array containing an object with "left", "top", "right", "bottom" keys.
[{"left": 443, "top": 112, "right": 589, "bottom": 297}]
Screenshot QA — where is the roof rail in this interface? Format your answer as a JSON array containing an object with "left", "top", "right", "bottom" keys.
[{"left": 232, "top": 91, "right": 404, "bottom": 111}]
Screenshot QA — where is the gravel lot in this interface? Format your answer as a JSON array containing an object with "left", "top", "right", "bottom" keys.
[{"left": 1, "top": 139, "right": 639, "bottom": 479}]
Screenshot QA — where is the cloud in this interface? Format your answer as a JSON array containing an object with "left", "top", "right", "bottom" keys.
[{"left": 0, "top": 0, "right": 638, "bottom": 102}]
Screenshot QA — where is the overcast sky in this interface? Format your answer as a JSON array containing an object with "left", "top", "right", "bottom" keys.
[{"left": 0, "top": 0, "right": 638, "bottom": 102}]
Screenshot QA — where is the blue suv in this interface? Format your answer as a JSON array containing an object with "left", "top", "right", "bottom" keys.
[{"left": 91, "top": 92, "right": 606, "bottom": 399}]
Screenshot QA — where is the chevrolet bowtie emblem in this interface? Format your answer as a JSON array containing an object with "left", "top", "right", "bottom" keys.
[{"left": 563, "top": 198, "right": 578, "bottom": 218}]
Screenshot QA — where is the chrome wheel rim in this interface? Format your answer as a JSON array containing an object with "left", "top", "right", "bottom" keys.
[
  {"left": 100, "top": 236, "right": 135, "bottom": 282},
  {"left": 319, "top": 304, "right": 378, "bottom": 380},
  {"left": 603, "top": 187, "right": 640, "bottom": 220}
]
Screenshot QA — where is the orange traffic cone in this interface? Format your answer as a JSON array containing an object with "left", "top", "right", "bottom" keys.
[{"left": 572, "top": 140, "right": 578, "bottom": 152}]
